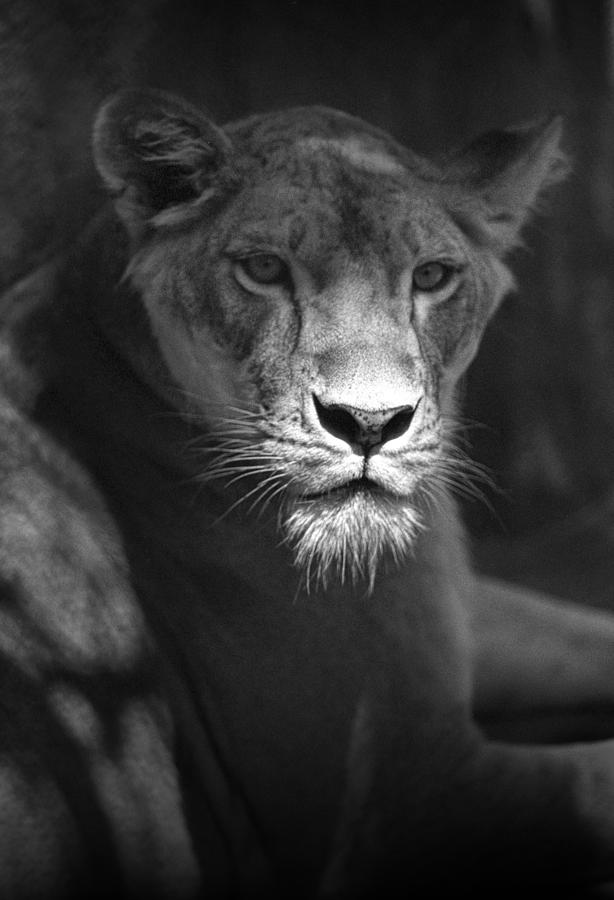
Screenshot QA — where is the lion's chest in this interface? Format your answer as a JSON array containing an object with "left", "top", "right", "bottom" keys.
[{"left": 118, "top": 501, "right": 472, "bottom": 890}]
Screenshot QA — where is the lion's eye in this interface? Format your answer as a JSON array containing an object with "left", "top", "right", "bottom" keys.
[
  {"left": 239, "top": 254, "right": 289, "bottom": 286},
  {"left": 412, "top": 261, "right": 453, "bottom": 292}
]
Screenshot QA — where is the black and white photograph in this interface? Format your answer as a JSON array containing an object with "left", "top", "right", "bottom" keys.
[{"left": 2, "top": 2, "right": 614, "bottom": 897}]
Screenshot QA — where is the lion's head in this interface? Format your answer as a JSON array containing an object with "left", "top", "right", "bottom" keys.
[{"left": 93, "top": 90, "right": 565, "bottom": 588}]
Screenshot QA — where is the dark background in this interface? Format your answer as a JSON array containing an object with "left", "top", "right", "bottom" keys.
[{"left": 3, "top": 0, "right": 614, "bottom": 605}]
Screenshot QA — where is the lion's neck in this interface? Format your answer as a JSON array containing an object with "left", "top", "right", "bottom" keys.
[{"left": 38, "top": 297, "right": 281, "bottom": 582}]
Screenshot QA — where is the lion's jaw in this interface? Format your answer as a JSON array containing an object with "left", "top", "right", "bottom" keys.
[{"left": 282, "top": 484, "right": 425, "bottom": 592}]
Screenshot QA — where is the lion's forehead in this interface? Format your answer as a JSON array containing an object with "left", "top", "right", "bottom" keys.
[{"left": 238, "top": 127, "right": 419, "bottom": 198}]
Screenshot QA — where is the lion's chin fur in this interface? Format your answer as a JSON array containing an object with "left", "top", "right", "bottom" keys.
[{"left": 282, "top": 487, "right": 423, "bottom": 593}]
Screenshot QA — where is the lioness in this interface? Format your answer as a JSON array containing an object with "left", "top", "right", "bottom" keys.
[{"left": 4, "top": 88, "right": 614, "bottom": 897}]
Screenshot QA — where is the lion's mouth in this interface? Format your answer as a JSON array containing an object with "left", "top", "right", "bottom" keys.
[{"left": 301, "top": 475, "right": 383, "bottom": 501}]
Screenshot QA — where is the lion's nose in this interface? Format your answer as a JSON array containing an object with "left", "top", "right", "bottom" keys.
[{"left": 313, "top": 394, "right": 418, "bottom": 453}]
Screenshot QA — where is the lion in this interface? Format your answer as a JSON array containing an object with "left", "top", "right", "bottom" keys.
[{"left": 4, "top": 88, "right": 614, "bottom": 897}]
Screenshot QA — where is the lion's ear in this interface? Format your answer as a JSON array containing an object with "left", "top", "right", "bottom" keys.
[
  {"left": 444, "top": 117, "right": 568, "bottom": 253},
  {"left": 93, "top": 88, "right": 233, "bottom": 236}
]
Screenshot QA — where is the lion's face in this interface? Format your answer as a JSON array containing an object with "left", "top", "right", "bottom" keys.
[{"left": 94, "top": 91, "right": 564, "bottom": 586}]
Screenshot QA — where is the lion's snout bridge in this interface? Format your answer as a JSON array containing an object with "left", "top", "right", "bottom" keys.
[{"left": 313, "top": 393, "right": 418, "bottom": 453}]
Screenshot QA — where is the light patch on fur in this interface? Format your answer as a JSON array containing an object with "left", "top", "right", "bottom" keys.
[
  {"left": 49, "top": 686, "right": 103, "bottom": 750},
  {"left": 319, "top": 692, "right": 374, "bottom": 895},
  {"left": 150, "top": 187, "right": 217, "bottom": 229},
  {"left": 299, "top": 136, "right": 405, "bottom": 177},
  {"left": 283, "top": 489, "right": 423, "bottom": 593},
  {"left": 489, "top": 256, "right": 516, "bottom": 312},
  {"left": 143, "top": 303, "right": 249, "bottom": 418}
]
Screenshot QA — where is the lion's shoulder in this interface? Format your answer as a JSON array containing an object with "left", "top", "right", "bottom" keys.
[
  {"left": 0, "top": 311, "right": 145, "bottom": 671},
  {"left": 0, "top": 318, "right": 200, "bottom": 895}
]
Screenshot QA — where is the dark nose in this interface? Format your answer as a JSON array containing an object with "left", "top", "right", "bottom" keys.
[{"left": 313, "top": 395, "right": 418, "bottom": 453}]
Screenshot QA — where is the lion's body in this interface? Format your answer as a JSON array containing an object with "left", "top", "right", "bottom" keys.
[
  {"left": 0, "top": 327, "right": 199, "bottom": 898},
  {"left": 4, "top": 91, "right": 614, "bottom": 897},
  {"left": 30, "top": 212, "right": 474, "bottom": 894}
]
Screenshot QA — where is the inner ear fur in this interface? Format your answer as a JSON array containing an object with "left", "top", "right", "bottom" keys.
[
  {"left": 442, "top": 117, "right": 568, "bottom": 253},
  {"left": 93, "top": 88, "right": 233, "bottom": 233}
]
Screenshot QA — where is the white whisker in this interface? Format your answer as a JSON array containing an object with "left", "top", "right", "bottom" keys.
[
  {"left": 246, "top": 475, "right": 288, "bottom": 516},
  {"left": 211, "top": 474, "right": 286, "bottom": 526}
]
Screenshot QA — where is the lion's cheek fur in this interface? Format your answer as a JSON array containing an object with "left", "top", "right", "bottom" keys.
[{"left": 143, "top": 304, "right": 258, "bottom": 415}]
